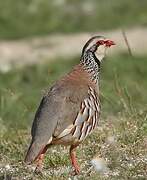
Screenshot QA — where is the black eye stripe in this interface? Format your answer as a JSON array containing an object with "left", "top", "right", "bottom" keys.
[{"left": 82, "top": 36, "right": 105, "bottom": 54}]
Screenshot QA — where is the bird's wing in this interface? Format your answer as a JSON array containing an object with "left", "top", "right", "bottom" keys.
[
  {"left": 54, "top": 85, "right": 100, "bottom": 142},
  {"left": 25, "top": 80, "right": 90, "bottom": 163}
]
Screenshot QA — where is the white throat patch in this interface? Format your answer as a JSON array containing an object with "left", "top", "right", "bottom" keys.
[{"left": 95, "top": 45, "right": 107, "bottom": 62}]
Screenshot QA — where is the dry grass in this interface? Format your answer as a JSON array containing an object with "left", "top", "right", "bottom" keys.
[{"left": 0, "top": 113, "right": 146, "bottom": 179}]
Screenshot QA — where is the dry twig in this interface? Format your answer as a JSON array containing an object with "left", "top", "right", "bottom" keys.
[{"left": 121, "top": 29, "right": 133, "bottom": 57}]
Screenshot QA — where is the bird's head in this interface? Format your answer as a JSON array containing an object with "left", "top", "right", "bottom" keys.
[{"left": 82, "top": 36, "right": 115, "bottom": 62}]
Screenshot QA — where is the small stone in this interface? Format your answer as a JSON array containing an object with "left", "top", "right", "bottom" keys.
[
  {"left": 91, "top": 157, "right": 109, "bottom": 173},
  {"left": 5, "top": 164, "right": 11, "bottom": 170},
  {"left": 106, "top": 135, "right": 117, "bottom": 145}
]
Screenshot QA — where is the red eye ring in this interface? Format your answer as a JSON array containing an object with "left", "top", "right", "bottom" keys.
[
  {"left": 96, "top": 39, "right": 115, "bottom": 47},
  {"left": 96, "top": 40, "right": 105, "bottom": 45}
]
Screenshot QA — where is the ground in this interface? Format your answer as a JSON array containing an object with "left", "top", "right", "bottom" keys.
[{"left": 0, "top": 54, "right": 147, "bottom": 179}]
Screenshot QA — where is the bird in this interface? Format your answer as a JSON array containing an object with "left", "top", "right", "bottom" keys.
[{"left": 24, "top": 36, "right": 115, "bottom": 175}]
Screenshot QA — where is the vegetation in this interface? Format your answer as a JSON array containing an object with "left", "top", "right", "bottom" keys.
[
  {"left": 0, "top": 0, "right": 147, "bottom": 39},
  {"left": 0, "top": 54, "right": 147, "bottom": 179}
]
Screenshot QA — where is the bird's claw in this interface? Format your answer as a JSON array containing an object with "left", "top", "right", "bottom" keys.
[
  {"left": 70, "top": 166, "right": 80, "bottom": 176},
  {"left": 34, "top": 165, "right": 43, "bottom": 174}
]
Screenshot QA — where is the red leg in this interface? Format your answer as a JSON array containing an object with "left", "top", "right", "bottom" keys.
[
  {"left": 35, "top": 145, "right": 48, "bottom": 173},
  {"left": 69, "top": 145, "right": 80, "bottom": 175}
]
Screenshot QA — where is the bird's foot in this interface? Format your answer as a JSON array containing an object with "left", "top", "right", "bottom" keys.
[
  {"left": 71, "top": 166, "right": 80, "bottom": 176},
  {"left": 34, "top": 165, "right": 43, "bottom": 174}
]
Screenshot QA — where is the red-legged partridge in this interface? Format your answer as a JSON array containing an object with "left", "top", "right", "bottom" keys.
[{"left": 25, "top": 36, "right": 115, "bottom": 175}]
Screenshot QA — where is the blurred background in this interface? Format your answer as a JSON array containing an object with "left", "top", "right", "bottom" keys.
[{"left": 0, "top": 0, "right": 147, "bottom": 179}]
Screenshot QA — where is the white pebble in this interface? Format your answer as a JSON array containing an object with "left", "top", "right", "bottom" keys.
[
  {"left": 5, "top": 164, "right": 11, "bottom": 170},
  {"left": 106, "top": 135, "right": 117, "bottom": 144},
  {"left": 91, "top": 157, "right": 109, "bottom": 173}
]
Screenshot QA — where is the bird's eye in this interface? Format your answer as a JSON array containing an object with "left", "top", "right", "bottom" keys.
[{"left": 96, "top": 40, "right": 105, "bottom": 45}]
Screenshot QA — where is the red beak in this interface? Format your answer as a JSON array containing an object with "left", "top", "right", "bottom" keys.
[{"left": 104, "top": 40, "right": 115, "bottom": 47}]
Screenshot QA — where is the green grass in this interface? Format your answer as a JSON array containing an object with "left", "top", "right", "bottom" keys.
[
  {"left": 0, "top": 54, "right": 147, "bottom": 179},
  {"left": 0, "top": 0, "right": 147, "bottom": 39}
]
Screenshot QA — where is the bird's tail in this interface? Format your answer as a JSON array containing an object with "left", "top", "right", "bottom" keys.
[{"left": 24, "top": 140, "right": 46, "bottom": 164}]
